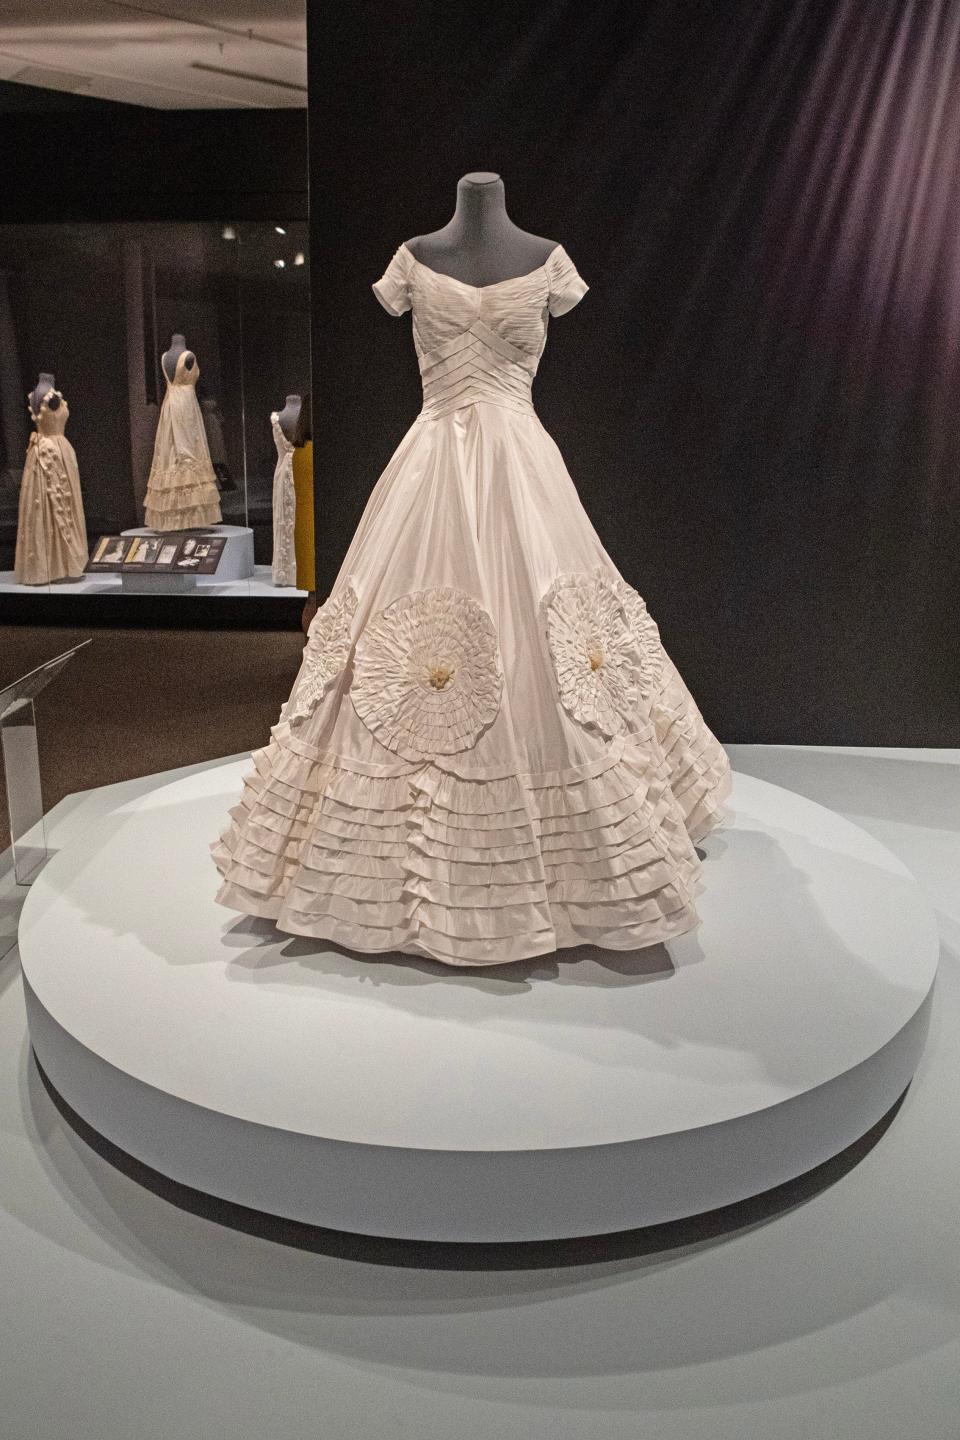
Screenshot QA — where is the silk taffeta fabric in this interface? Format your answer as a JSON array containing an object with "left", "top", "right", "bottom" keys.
[{"left": 212, "top": 243, "right": 732, "bottom": 966}]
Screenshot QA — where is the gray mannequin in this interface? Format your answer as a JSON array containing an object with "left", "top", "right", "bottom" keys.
[
  {"left": 276, "top": 393, "right": 302, "bottom": 444},
  {"left": 29, "top": 372, "right": 60, "bottom": 415},
  {"left": 404, "top": 172, "right": 557, "bottom": 288},
  {"left": 162, "top": 334, "right": 196, "bottom": 384}
]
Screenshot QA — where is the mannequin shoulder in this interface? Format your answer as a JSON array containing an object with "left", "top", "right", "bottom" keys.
[
  {"left": 402, "top": 233, "right": 434, "bottom": 261},
  {"left": 524, "top": 232, "right": 562, "bottom": 264}
]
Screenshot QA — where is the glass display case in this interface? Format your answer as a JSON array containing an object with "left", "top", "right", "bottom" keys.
[{"left": 0, "top": 219, "right": 312, "bottom": 601}]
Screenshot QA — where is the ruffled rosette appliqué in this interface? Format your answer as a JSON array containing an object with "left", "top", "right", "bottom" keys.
[
  {"left": 610, "top": 575, "right": 664, "bottom": 700},
  {"left": 351, "top": 586, "right": 503, "bottom": 761},
  {"left": 285, "top": 582, "right": 359, "bottom": 723},
  {"left": 542, "top": 571, "right": 647, "bottom": 737}
]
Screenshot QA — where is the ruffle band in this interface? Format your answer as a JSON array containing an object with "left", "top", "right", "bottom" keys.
[
  {"left": 649, "top": 658, "right": 731, "bottom": 843},
  {"left": 213, "top": 722, "right": 726, "bottom": 967},
  {"left": 144, "top": 457, "right": 221, "bottom": 531}
]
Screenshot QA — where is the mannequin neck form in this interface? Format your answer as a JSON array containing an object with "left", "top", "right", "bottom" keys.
[
  {"left": 406, "top": 172, "right": 556, "bottom": 286},
  {"left": 277, "top": 393, "right": 302, "bottom": 443},
  {"left": 163, "top": 334, "right": 193, "bottom": 384},
  {"left": 29, "top": 371, "right": 58, "bottom": 416},
  {"left": 448, "top": 173, "right": 512, "bottom": 247}
]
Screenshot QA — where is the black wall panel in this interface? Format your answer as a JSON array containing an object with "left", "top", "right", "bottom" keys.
[
  {"left": 306, "top": 0, "right": 960, "bottom": 744},
  {"left": 0, "top": 81, "right": 307, "bottom": 224}
]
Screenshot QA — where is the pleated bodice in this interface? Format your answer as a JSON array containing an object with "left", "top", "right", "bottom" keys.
[{"left": 373, "top": 243, "right": 588, "bottom": 422}]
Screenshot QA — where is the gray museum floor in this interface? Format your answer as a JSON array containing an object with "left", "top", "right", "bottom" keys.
[{"left": 0, "top": 739, "right": 957, "bottom": 1439}]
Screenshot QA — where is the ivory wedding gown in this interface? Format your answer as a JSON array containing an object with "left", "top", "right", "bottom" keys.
[
  {"left": 270, "top": 411, "right": 297, "bottom": 587},
  {"left": 144, "top": 352, "right": 222, "bottom": 531},
  {"left": 212, "top": 241, "right": 732, "bottom": 966},
  {"left": 14, "top": 390, "right": 88, "bottom": 585}
]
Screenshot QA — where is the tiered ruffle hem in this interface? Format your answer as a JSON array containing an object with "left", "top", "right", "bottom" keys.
[
  {"left": 144, "top": 456, "right": 222, "bottom": 531},
  {"left": 212, "top": 676, "right": 730, "bottom": 967}
]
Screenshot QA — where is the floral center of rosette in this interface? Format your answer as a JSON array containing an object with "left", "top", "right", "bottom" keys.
[
  {"left": 352, "top": 586, "right": 503, "bottom": 761},
  {"left": 428, "top": 663, "right": 454, "bottom": 690}
]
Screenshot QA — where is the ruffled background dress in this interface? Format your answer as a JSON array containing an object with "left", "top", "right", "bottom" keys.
[
  {"left": 270, "top": 411, "right": 297, "bottom": 587},
  {"left": 212, "top": 242, "right": 732, "bottom": 966},
  {"left": 14, "top": 390, "right": 88, "bottom": 585},
  {"left": 144, "top": 351, "right": 222, "bottom": 531}
]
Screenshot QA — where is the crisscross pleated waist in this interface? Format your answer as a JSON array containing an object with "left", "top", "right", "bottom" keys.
[{"left": 417, "top": 321, "right": 537, "bottom": 421}]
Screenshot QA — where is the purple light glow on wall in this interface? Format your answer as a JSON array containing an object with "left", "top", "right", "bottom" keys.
[{"left": 767, "top": 0, "right": 960, "bottom": 441}]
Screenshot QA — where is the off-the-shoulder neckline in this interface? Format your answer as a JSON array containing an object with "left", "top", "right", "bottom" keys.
[{"left": 400, "top": 241, "right": 563, "bottom": 291}]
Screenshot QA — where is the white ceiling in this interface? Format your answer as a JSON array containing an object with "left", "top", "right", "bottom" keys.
[{"left": 0, "top": 1, "right": 307, "bottom": 109}]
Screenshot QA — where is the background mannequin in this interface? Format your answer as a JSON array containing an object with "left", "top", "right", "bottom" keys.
[
  {"left": 277, "top": 393, "right": 302, "bottom": 445},
  {"left": 270, "top": 395, "right": 299, "bottom": 587},
  {"left": 28, "top": 372, "right": 60, "bottom": 417},
  {"left": 404, "top": 172, "right": 557, "bottom": 287},
  {"left": 162, "top": 334, "right": 195, "bottom": 385},
  {"left": 291, "top": 390, "right": 315, "bottom": 630},
  {"left": 15, "top": 383, "right": 87, "bottom": 585},
  {"left": 144, "top": 336, "right": 221, "bottom": 530},
  {"left": 200, "top": 394, "right": 234, "bottom": 492}
]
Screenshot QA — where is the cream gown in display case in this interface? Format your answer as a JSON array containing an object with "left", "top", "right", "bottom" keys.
[
  {"left": 143, "top": 349, "right": 222, "bottom": 531},
  {"left": 270, "top": 410, "right": 296, "bottom": 587},
  {"left": 213, "top": 241, "right": 732, "bottom": 967},
  {"left": 14, "top": 389, "right": 88, "bottom": 585}
]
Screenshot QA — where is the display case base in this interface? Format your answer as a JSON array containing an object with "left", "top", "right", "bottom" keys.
[
  {"left": 121, "top": 523, "right": 255, "bottom": 582},
  {"left": 121, "top": 571, "right": 197, "bottom": 593},
  {"left": 17, "top": 763, "right": 939, "bottom": 1243}
]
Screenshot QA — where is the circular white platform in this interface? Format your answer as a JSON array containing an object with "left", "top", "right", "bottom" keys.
[{"left": 18, "top": 763, "right": 939, "bottom": 1242}]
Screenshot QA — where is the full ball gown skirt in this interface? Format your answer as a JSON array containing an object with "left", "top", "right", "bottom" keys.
[
  {"left": 14, "top": 390, "right": 88, "bottom": 585},
  {"left": 144, "top": 352, "right": 222, "bottom": 531},
  {"left": 212, "top": 242, "right": 732, "bottom": 966}
]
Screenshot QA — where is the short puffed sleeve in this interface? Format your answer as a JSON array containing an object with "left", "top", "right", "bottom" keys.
[
  {"left": 545, "top": 245, "right": 589, "bottom": 317},
  {"left": 372, "top": 245, "right": 413, "bottom": 316}
]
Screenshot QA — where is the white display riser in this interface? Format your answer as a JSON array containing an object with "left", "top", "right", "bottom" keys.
[
  {"left": 1, "top": 745, "right": 958, "bottom": 1440},
  {"left": 120, "top": 523, "right": 254, "bottom": 588},
  {"left": 16, "top": 756, "right": 939, "bottom": 1243}
]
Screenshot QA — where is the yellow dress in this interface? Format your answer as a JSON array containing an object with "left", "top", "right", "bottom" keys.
[{"left": 292, "top": 439, "right": 315, "bottom": 591}]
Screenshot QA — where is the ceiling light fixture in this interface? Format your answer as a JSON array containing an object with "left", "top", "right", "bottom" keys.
[
  {"left": 294, "top": 251, "right": 305, "bottom": 266},
  {"left": 275, "top": 226, "right": 286, "bottom": 235},
  {"left": 274, "top": 259, "right": 286, "bottom": 269},
  {"left": 221, "top": 225, "right": 236, "bottom": 240}
]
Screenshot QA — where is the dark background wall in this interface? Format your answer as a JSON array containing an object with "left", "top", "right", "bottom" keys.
[
  {"left": 0, "top": 81, "right": 308, "bottom": 224},
  {"left": 0, "top": 225, "right": 131, "bottom": 531},
  {"left": 306, "top": 0, "right": 960, "bottom": 745}
]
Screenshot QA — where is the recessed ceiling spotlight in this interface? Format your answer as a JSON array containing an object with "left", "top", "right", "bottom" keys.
[
  {"left": 222, "top": 225, "right": 236, "bottom": 240},
  {"left": 273, "top": 258, "right": 286, "bottom": 268},
  {"left": 294, "top": 251, "right": 305, "bottom": 266},
  {"left": 275, "top": 226, "right": 286, "bottom": 235}
]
